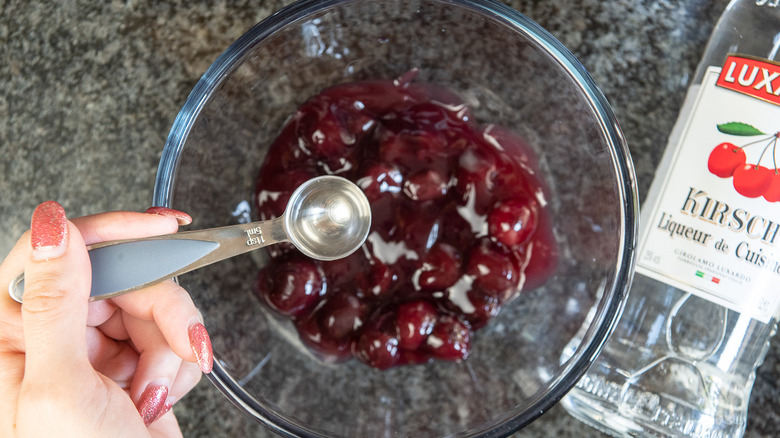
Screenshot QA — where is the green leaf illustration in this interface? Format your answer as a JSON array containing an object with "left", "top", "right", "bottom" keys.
[{"left": 717, "top": 122, "right": 766, "bottom": 136}]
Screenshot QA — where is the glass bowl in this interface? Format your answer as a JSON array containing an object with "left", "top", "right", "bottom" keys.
[{"left": 153, "top": 0, "right": 638, "bottom": 436}]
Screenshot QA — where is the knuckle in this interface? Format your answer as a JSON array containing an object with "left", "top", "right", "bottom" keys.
[
  {"left": 148, "top": 280, "right": 194, "bottom": 315},
  {"left": 164, "top": 282, "right": 194, "bottom": 307},
  {"left": 21, "top": 274, "right": 71, "bottom": 316},
  {"left": 177, "top": 362, "right": 203, "bottom": 392},
  {"left": 0, "top": 320, "right": 24, "bottom": 352}
]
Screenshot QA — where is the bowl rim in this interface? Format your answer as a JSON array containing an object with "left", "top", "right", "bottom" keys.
[{"left": 153, "top": 0, "right": 639, "bottom": 436}]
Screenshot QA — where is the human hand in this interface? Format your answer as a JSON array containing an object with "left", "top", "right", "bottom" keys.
[{"left": 0, "top": 201, "right": 214, "bottom": 437}]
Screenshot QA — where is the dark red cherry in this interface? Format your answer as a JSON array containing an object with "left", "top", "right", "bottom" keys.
[
  {"left": 396, "top": 301, "right": 438, "bottom": 350},
  {"left": 466, "top": 239, "right": 521, "bottom": 300},
  {"left": 357, "top": 258, "right": 395, "bottom": 297},
  {"left": 336, "top": 100, "right": 378, "bottom": 138},
  {"left": 437, "top": 203, "right": 482, "bottom": 251},
  {"left": 296, "top": 98, "right": 375, "bottom": 159},
  {"left": 255, "top": 167, "right": 319, "bottom": 221},
  {"left": 455, "top": 144, "right": 500, "bottom": 212},
  {"left": 416, "top": 243, "right": 462, "bottom": 291},
  {"left": 462, "top": 288, "right": 501, "bottom": 329},
  {"left": 403, "top": 168, "right": 448, "bottom": 201},
  {"left": 319, "top": 254, "right": 359, "bottom": 288},
  {"left": 356, "top": 161, "right": 403, "bottom": 201},
  {"left": 426, "top": 316, "right": 470, "bottom": 361},
  {"left": 317, "top": 291, "right": 368, "bottom": 341},
  {"left": 488, "top": 198, "right": 538, "bottom": 248},
  {"left": 399, "top": 214, "right": 441, "bottom": 253},
  {"left": 354, "top": 328, "right": 401, "bottom": 370},
  {"left": 378, "top": 133, "right": 413, "bottom": 166},
  {"left": 296, "top": 314, "right": 353, "bottom": 362},
  {"left": 318, "top": 79, "right": 412, "bottom": 115},
  {"left": 456, "top": 145, "right": 497, "bottom": 188},
  {"left": 380, "top": 130, "right": 452, "bottom": 172},
  {"left": 259, "top": 260, "right": 325, "bottom": 318}
]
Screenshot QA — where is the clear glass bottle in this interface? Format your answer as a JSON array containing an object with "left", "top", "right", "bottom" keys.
[{"left": 561, "top": 1, "right": 780, "bottom": 437}]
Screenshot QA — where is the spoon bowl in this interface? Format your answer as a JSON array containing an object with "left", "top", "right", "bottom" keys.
[{"left": 285, "top": 175, "right": 372, "bottom": 261}]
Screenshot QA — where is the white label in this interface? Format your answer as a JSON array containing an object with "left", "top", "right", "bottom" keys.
[{"left": 636, "top": 64, "right": 780, "bottom": 323}]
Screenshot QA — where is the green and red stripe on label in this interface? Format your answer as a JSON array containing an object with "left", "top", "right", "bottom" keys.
[{"left": 696, "top": 270, "right": 721, "bottom": 284}]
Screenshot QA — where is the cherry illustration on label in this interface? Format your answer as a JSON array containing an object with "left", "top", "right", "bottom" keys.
[
  {"left": 707, "top": 122, "right": 780, "bottom": 201},
  {"left": 707, "top": 142, "right": 746, "bottom": 177}
]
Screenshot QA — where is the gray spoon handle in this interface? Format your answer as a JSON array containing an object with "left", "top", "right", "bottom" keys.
[{"left": 8, "top": 217, "right": 287, "bottom": 303}]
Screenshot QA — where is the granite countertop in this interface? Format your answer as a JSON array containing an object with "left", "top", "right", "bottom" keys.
[{"left": 1, "top": 0, "right": 777, "bottom": 436}]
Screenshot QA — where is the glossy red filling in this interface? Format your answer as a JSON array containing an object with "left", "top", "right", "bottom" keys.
[{"left": 254, "top": 72, "right": 557, "bottom": 369}]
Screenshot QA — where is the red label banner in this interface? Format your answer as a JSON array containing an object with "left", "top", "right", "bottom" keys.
[{"left": 716, "top": 55, "right": 780, "bottom": 107}]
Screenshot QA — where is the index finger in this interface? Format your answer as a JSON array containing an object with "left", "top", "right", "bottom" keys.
[{"left": 72, "top": 210, "right": 183, "bottom": 246}]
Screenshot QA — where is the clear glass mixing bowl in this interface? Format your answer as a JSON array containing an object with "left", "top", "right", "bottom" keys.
[{"left": 153, "top": 0, "right": 638, "bottom": 436}]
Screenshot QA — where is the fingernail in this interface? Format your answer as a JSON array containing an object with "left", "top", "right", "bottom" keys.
[
  {"left": 30, "top": 201, "right": 68, "bottom": 260},
  {"left": 189, "top": 322, "right": 213, "bottom": 373},
  {"left": 144, "top": 206, "right": 193, "bottom": 226},
  {"left": 137, "top": 384, "right": 168, "bottom": 427}
]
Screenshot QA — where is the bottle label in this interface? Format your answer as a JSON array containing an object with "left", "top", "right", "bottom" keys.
[
  {"left": 636, "top": 55, "right": 780, "bottom": 323},
  {"left": 716, "top": 55, "right": 780, "bottom": 105}
]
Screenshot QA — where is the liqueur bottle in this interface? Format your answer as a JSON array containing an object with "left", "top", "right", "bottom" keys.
[{"left": 561, "top": 1, "right": 780, "bottom": 436}]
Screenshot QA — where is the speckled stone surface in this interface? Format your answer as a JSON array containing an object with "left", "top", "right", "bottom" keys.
[{"left": 1, "top": 0, "right": 777, "bottom": 437}]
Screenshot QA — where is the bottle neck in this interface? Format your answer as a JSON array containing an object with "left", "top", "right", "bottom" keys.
[{"left": 694, "top": 0, "right": 780, "bottom": 83}]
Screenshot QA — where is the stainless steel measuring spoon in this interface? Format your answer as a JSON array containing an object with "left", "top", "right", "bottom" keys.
[{"left": 8, "top": 175, "right": 371, "bottom": 302}]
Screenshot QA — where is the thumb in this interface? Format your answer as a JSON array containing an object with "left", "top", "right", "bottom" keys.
[{"left": 21, "top": 201, "right": 92, "bottom": 377}]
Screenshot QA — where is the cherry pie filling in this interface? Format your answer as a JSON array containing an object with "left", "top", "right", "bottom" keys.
[{"left": 253, "top": 72, "right": 557, "bottom": 369}]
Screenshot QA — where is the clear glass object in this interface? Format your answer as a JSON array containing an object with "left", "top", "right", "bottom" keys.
[
  {"left": 562, "top": 1, "right": 780, "bottom": 437},
  {"left": 153, "top": 0, "right": 638, "bottom": 436}
]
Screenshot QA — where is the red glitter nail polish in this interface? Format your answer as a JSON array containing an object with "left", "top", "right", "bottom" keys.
[
  {"left": 144, "top": 206, "right": 193, "bottom": 225},
  {"left": 189, "top": 322, "right": 214, "bottom": 373},
  {"left": 30, "top": 201, "right": 68, "bottom": 260},
  {"left": 137, "top": 384, "right": 168, "bottom": 427}
]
